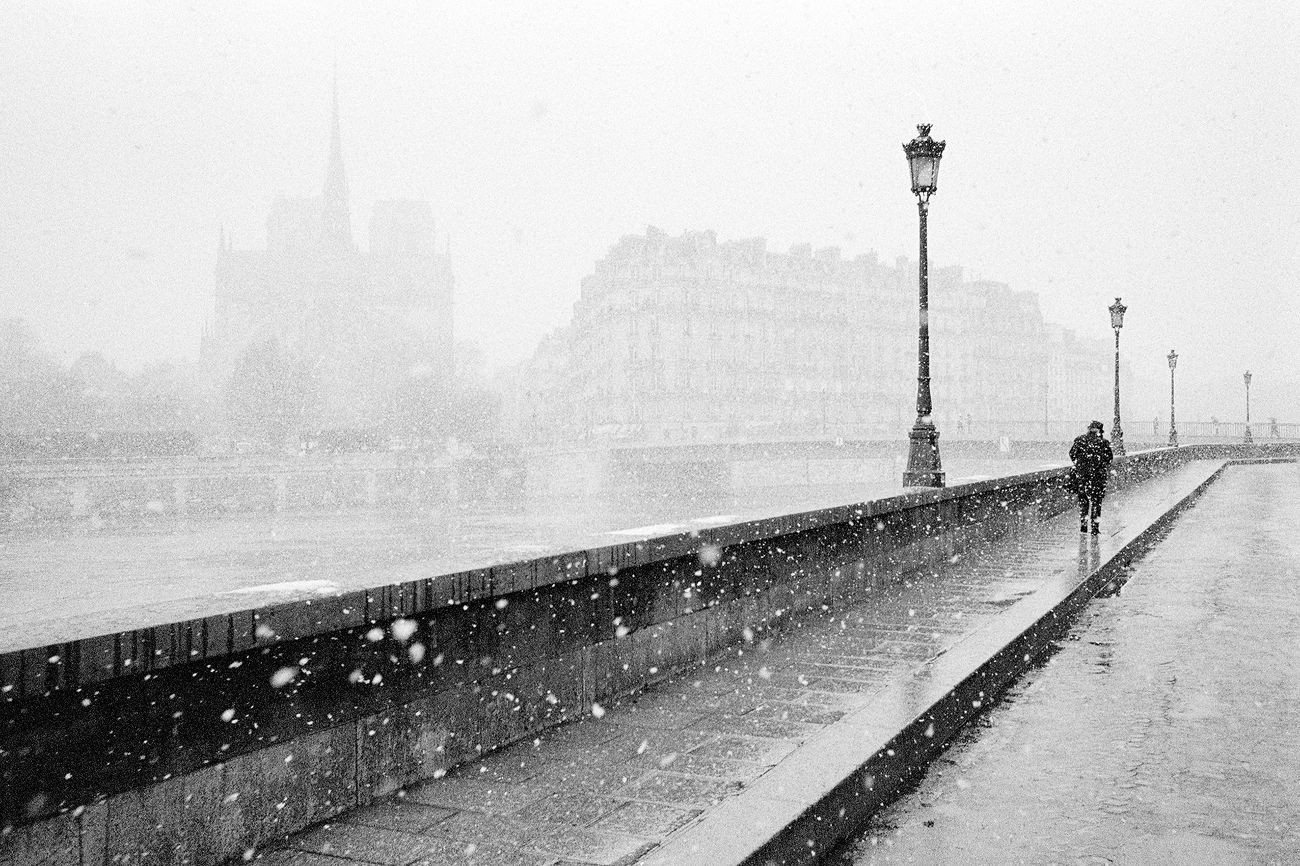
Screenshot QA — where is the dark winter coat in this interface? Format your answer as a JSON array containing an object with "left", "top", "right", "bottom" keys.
[{"left": 1069, "top": 433, "right": 1114, "bottom": 497}]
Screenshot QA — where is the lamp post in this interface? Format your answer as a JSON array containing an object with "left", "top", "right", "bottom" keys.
[
  {"left": 1167, "top": 349, "right": 1178, "bottom": 447},
  {"left": 902, "top": 124, "right": 947, "bottom": 487},
  {"left": 1244, "top": 370, "right": 1253, "bottom": 443},
  {"left": 1108, "top": 298, "right": 1127, "bottom": 455}
]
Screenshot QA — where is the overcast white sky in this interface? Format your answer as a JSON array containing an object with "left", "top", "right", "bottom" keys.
[{"left": 1, "top": 0, "right": 1297, "bottom": 421}]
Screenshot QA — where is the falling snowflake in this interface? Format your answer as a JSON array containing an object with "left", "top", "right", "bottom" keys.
[{"left": 270, "top": 667, "right": 299, "bottom": 688}]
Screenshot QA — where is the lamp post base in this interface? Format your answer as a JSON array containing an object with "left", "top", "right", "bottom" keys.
[
  {"left": 1168, "top": 430, "right": 1179, "bottom": 448},
  {"left": 903, "top": 423, "right": 945, "bottom": 488},
  {"left": 1244, "top": 428, "right": 1253, "bottom": 444},
  {"left": 1112, "top": 425, "right": 1125, "bottom": 456}
]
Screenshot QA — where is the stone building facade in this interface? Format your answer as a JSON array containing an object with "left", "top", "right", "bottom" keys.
[
  {"left": 505, "top": 227, "right": 1116, "bottom": 443},
  {"left": 201, "top": 85, "right": 453, "bottom": 436}
]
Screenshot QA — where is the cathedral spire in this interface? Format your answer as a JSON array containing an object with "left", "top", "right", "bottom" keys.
[{"left": 321, "top": 70, "right": 353, "bottom": 250}]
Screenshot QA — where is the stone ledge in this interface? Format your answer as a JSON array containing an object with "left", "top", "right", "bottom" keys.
[{"left": 2, "top": 446, "right": 1209, "bottom": 692}]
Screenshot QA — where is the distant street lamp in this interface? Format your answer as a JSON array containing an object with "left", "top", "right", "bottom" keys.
[
  {"left": 1108, "top": 298, "right": 1127, "bottom": 456},
  {"left": 1167, "top": 349, "right": 1178, "bottom": 447},
  {"left": 1244, "top": 370, "right": 1253, "bottom": 443},
  {"left": 902, "top": 124, "right": 947, "bottom": 488}
]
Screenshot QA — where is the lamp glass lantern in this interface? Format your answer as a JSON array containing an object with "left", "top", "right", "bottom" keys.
[
  {"left": 1244, "top": 370, "right": 1252, "bottom": 387},
  {"left": 1167, "top": 349, "right": 1178, "bottom": 370},
  {"left": 1109, "top": 297, "right": 1127, "bottom": 331},
  {"left": 904, "top": 124, "right": 945, "bottom": 200}
]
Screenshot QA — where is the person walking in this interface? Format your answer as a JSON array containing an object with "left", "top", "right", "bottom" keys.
[{"left": 1069, "top": 420, "right": 1114, "bottom": 534}]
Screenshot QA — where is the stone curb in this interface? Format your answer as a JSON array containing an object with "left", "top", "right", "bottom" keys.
[{"left": 640, "top": 461, "right": 1229, "bottom": 865}]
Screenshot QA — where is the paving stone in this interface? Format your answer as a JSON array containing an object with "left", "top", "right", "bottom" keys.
[
  {"left": 547, "top": 736, "right": 644, "bottom": 767},
  {"left": 698, "top": 713, "right": 825, "bottom": 740},
  {"left": 525, "top": 825, "right": 655, "bottom": 866},
  {"left": 289, "top": 823, "right": 449, "bottom": 866},
  {"left": 469, "top": 742, "right": 553, "bottom": 780},
  {"left": 605, "top": 705, "right": 705, "bottom": 730},
  {"left": 451, "top": 754, "right": 546, "bottom": 785},
  {"left": 510, "top": 791, "right": 625, "bottom": 829},
  {"left": 253, "top": 848, "right": 360, "bottom": 866},
  {"left": 784, "top": 691, "right": 865, "bottom": 711},
  {"left": 615, "top": 770, "right": 744, "bottom": 808},
  {"left": 588, "top": 800, "right": 701, "bottom": 838},
  {"left": 679, "top": 675, "right": 744, "bottom": 696},
  {"left": 411, "top": 837, "right": 551, "bottom": 866},
  {"left": 605, "top": 725, "right": 715, "bottom": 757},
  {"left": 531, "top": 719, "right": 624, "bottom": 752},
  {"left": 621, "top": 749, "right": 691, "bottom": 773},
  {"left": 336, "top": 799, "right": 455, "bottom": 833},
  {"left": 421, "top": 810, "right": 535, "bottom": 847},
  {"left": 634, "top": 689, "right": 753, "bottom": 715},
  {"left": 807, "top": 676, "right": 885, "bottom": 693},
  {"left": 741, "top": 702, "right": 846, "bottom": 725},
  {"left": 627, "top": 751, "right": 769, "bottom": 781},
  {"left": 403, "top": 777, "right": 548, "bottom": 814},
  {"left": 539, "top": 761, "right": 651, "bottom": 796},
  {"left": 686, "top": 734, "right": 798, "bottom": 765},
  {"left": 739, "top": 672, "right": 812, "bottom": 691},
  {"left": 719, "top": 684, "right": 807, "bottom": 705}
]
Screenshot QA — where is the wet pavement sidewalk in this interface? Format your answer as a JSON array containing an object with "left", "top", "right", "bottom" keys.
[
  {"left": 255, "top": 459, "right": 1225, "bottom": 866},
  {"left": 830, "top": 460, "right": 1300, "bottom": 865}
]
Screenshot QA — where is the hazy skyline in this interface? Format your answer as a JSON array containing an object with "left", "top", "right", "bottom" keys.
[{"left": 2, "top": 0, "right": 1297, "bottom": 422}]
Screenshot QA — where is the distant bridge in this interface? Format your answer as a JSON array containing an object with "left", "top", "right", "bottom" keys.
[{"left": 3, "top": 424, "right": 1296, "bottom": 524}]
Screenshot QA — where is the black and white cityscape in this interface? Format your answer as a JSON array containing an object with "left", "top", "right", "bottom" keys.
[{"left": 3, "top": 4, "right": 1299, "bottom": 865}]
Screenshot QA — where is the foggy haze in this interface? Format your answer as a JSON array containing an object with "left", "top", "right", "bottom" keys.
[
  {"left": 6, "top": 7, "right": 1300, "bottom": 858},
  {"left": 2, "top": 0, "right": 1298, "bottom": 422}
]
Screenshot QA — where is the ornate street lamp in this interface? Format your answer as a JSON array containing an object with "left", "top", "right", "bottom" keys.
[
  {"left": 1108, "top": 298, "right": 1127, "bottom": 455},
  {"left": 902, "top": 124, "right": 946, "bottom": 487},
  {"left": 1167, "top": 349, "right": 1178, "bottom": 447},
  {"left": 1243, "top": 370, "right": 1253, "bottom": 443}
]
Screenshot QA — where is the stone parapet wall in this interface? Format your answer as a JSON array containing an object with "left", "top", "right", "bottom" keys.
[{"left": 0, "top": 445, "right": 1223, "bottom": 866}]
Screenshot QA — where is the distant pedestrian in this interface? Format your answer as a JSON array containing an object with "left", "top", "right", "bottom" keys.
[
  {"left": 1069, "top": 420, "right": 1114, "bottom": 534},
  {"left": 1270, "top": 417, "right": 1280, "bottom": 438}
]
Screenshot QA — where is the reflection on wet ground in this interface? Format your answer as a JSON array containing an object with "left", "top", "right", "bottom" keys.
[
  {"left": 0, "top": 459, "right": 1056, "bottom": 650},
  {"left": 828, "top": 463, "right": 1300, "bottom": 864}
]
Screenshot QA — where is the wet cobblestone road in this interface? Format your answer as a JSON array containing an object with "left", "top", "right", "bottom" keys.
[{"left": 830, "top": 462, "right": 1300, "bottom": 865}]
